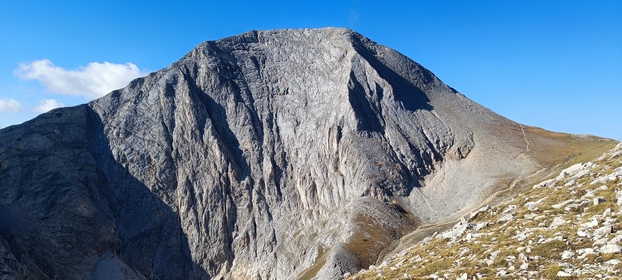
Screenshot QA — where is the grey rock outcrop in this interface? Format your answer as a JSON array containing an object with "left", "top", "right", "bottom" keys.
[{"left": 0, "top": 28, "right": 614, "bottom": 279}]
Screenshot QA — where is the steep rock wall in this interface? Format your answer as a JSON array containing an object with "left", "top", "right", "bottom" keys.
[{"left": 0, "top": 28, "right": 612, "bottom": 279}]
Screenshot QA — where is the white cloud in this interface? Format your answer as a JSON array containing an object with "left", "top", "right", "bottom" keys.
[
  {"left": 33, "top": 99, "right": 65, "bottom": 113},
  {"left": 15, "top": 59, "right": 147, "bottom": 99},
  {"left": 0, "top": 98, "right": 22, "bottom": 112},
  {"left": 348, "top": 0, "right": 360, "bottom": 26}
]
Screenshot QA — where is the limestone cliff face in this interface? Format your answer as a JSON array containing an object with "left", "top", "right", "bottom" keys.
[{"left": 0, "top": 28, "right": 612, "bottom": 279}]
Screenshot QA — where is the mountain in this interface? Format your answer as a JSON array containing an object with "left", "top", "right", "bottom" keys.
[
  {"left": 350, "top": 142, "right": 622, "bottom": 279},
  {"left": 0, "top": 28, "right": 616, "bottom": 279}
]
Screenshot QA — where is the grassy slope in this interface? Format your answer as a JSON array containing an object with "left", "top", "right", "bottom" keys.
[
  {"left": 485, "top": 127, "right": 617, "bottom": 207},
  {"left": 381, "top": 128, "right": 617, "bottom": 260},
  {"left": 350, "top": 141, "right": 622, "bottom": 279}
]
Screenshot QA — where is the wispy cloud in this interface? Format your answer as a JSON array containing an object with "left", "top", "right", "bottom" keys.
[
  {"left": 0, "top": 98, "right": 22, "bottom": 112},
  {"left": 348, "top": 0, "right": 360, "bottom": 27},
  {"left": 349, "top": 10, "right": 359, "bottom": 26},
  {"left": 33, "top": 99, "right": 65, "bottom": 113},
  {"left": 15, "top": 59, "right": 148, "bottom": 99}
]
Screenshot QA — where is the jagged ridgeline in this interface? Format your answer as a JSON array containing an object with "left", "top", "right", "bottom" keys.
[{"left": 0, "top": 28, "right": 615, "bottom": 279}]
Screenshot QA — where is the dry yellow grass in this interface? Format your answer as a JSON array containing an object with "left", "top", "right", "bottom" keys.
[{"left": 350, "top": 142, "right": 622, "bottom": 279}]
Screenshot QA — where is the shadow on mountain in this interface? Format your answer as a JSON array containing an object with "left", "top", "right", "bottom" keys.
[
  {"left": 351, "top": 36, "right": 433, "bottom": 112},
  {"left": 182, "top": 68, "right": 251, "bottom": 181},
  {"left": 86, "top": 108, "right": 211, "bottom": 279},
  {"left": 348, "top": 72, "right": 385, "bottom": 133}
]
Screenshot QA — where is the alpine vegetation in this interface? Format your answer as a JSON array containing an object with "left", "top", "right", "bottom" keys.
[{"left": 0, "top": 28, "right": 616, "bottom": 279}]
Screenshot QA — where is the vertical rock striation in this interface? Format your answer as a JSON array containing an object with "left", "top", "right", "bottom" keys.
[{"left": 0, "top": 28, "right": 614, "bottom": 279}]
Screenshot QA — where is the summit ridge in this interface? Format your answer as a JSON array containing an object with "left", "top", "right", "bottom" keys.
[{"left": 0, "top": 28, "right": 615, "bottom": 279}]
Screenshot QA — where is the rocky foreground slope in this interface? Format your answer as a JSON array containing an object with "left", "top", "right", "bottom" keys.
[
  {"left": 0, "top": 28, "right": 616, "bottom": 279},
  {"left": 351, "top": 142, "right": 622, "bottom": 279}
]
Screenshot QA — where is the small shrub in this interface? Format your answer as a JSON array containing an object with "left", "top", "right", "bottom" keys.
[
  {"left": 544, "top": 264, "right": 563, "bottom": 278},
  {"left": 530, "top": 240, "right": 567, "bottom": 259}
]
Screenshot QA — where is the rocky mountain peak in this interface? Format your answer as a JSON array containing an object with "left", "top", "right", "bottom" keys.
[{"left": 0, "top": 28, "right": 616, "bottom": 279}]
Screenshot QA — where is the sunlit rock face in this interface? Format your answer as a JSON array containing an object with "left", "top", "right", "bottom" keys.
[{"left": 0, "top": 28, "right": 610, "bottom": 279}]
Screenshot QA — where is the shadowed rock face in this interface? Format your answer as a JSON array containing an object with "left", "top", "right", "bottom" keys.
[{"left": 0, "top": 28, "right": 614, "bottom": 279}]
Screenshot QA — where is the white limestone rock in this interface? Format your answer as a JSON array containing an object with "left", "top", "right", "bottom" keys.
[
  {"left": 0, "top": 27, "right": 616, "bottom": 280},
  {"left": 593, "top": 197, "right": 605, "bottom": 206},
  {"left": 524, "top": 198, "right": 545, "bottom": 211},
  {"left": 593, "top": 226, "right": 612, "bottom": 240},
  {"left": 561, "top": 251, "right": 574, "bottom": 260},
  {"left": 600, "top": 244, "right": 622, "bottom": 254},
  {"left": 550, "top": 216, "right": 567, "bottom": 229},
  {"left": 582, "top": 218, "right": 599, "bottom": 228}
]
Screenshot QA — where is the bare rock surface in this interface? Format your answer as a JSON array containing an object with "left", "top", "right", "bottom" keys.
[{"left": 0, "top": 28, "right": 615, "bottom": 279}]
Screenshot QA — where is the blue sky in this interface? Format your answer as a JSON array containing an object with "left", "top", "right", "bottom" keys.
[{"left": 1, "top": 1, "right": 621, "bottom": 140}]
